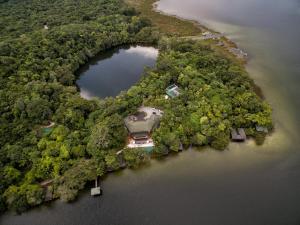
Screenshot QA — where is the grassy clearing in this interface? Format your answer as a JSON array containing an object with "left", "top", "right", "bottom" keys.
[
  {"left": 125, "top": 0, "right": 202, "bottom": 36},
  {"left": 125, "top": 0, "right": 247, "bottom": 66}
]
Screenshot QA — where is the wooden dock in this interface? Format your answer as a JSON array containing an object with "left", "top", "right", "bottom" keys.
[
  {"left": 91, "top": 177, "right": 101, "bottom": 196},
  {"left": 231, "top": 128, "right": 247, "bottom": 142}
]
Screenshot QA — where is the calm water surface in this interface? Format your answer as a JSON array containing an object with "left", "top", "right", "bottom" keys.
[
  {"left": 76, "top": 45, "right": 158, "bottom": 99},
  {"left": 2, "top": 0, "right": 300, "bottom": 225}
]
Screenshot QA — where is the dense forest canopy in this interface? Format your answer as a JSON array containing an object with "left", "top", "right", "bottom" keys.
[{"left": 0, "top": 0, "right": 272, "bottom": 213}]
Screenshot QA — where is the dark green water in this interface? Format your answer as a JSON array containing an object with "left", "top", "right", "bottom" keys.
[
  {"left": 76, "top": 45, "right": 158, "bottom": 99},
  {"left": 1, "top": 1, "right": 300, "bottom": 225}
]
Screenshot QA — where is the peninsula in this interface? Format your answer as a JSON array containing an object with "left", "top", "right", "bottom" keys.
[{"left": 0, "top": 0, "right": 272, "bottom": 213}]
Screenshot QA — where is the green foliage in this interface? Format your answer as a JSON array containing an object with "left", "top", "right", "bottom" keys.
[
  {"left": 254, "top": 132, "right": 267, "bottom": 145},
  {"left": 54, "top": 159, "right": 99, "bottom": 202},
  {"left": 0, "top": 0, "right": 272, "bottom": 213},
  {"left": 104, "top": 152, "right": 121, "bottom": 171},
  {"left": 4, "top": 184, "right": 44, "bottom": 213},
  {"left": 192, "top": 133, "right": 208, "bottom": 146},
  {"left": 123, "top": 148, "right": 149, "bottom": 168},
  {"left": 87, "top": 114, "right": 127, "bottom": 155},
  {"left": 0, "top": 0, "right": 156, "bottom": 212},
  {"left": 136, "top": 38, "right": 272, "bottom": 151},
  {"left": 2, "top": 166, "right": 21, "bottom": 186}
]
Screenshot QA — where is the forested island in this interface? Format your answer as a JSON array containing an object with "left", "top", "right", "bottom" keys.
[{"left": 0, "top": 0, "right": 272, "bottom": 213}]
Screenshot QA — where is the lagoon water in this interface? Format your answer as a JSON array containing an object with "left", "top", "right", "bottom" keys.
[
  {"left": 1, "top": 0, "right": 300, "bottom": 225},
  {"left": 76, "top": 45, "right": 158, "bottom": 99}
]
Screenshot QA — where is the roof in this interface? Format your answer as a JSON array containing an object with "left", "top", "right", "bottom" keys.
[
  {"left": 231, "top": 128, "right": 246, "bottom": 141},
  {"left": 132, "top": 132, "right": 149, "bottom": 139},
  {"left": 125, "top": 114, "right": 160, "bottom": 134},
  {"left": 124, "top": 107, "right": 163, "bottom": 134},
  {"left": 256, "top": 125, "right": 268, "bottom": 133},
  {"left": 166, "top": 84, "right": 180, "bottom": 98}
]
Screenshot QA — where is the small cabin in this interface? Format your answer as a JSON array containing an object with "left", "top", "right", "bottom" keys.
[
  {"left": 231, "top": 128, "right": 246, "bottom": 142},
  {"left": 166, "top": 84, "right": 180, "bottom": 98}
]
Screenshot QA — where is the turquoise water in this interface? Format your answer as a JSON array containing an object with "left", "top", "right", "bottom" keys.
[
  {"left": 144, "top": 146, "right": 154, "bottom": 153},
  {"left": 42, "top": 127, "right": 53, "bottom": 135}
]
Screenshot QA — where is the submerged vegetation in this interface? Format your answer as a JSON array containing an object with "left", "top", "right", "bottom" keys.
[{"left": 0, "top": 0, "right": 272, "bottom": 213}]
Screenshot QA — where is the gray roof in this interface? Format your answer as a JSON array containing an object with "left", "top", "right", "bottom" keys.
[
  {"left": 256, "top": 125, "right": 268, "bottom": 133},
  {"left": 231, "top": 128, "right": 246, "bottom": 141},
  {"left": 124, "top": 107, "right": 162, "bottom": 134},
  {"left": 166, "top": 84, "right": 180, "bottom": 98},
  {"left": 125, "top": 114, "right": 160, "bottom": 134}
]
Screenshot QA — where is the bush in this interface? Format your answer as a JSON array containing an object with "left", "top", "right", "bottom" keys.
[
  {"left": 54, "top": 159, "right": 98, "bottom": 202},
  {"left": 123, "top": 149, "right": 149, "bottom": 168}
]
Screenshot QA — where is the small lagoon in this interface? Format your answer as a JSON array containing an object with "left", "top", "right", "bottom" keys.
[{"left": 76, "top": 46, "right": 158, "bottom": 99}]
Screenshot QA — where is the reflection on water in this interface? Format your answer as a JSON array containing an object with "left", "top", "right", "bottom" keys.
[
  {"left": 2, "top": 1, "right": 300, "bottom": 225},
  {"left": 76, "top": 46, "right": 158, "bottom": 99}
]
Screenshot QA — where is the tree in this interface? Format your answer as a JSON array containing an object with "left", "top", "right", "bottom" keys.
[
  {"left": 87, "top": 113, "right": 127, "bottom": 155},
  {"left": 0, "top": 0, "right": 273, "bottom": 212},
  {"left": 55, "top": 159, "right": 98, "bottom": 202},
  {"left": 192, "top": 133, "right": 208, "bottom": 146},
  {"left": 211, "top": 132, "right": 230, "bottom": 150},
  {"left": 4, "top": 186, "right": 28, "bottom": 213},
  {"left": 4, "top": 184, "right": 44, "bottom": 213},
  {"left": 123, "top": 148, "right": 149, "bottom": 168},
  {"left": 2, "top": 166, "right": 21, "bottom": 186},
  {"left": 105, "top": 153, "right": 120, "bottom": 171}
]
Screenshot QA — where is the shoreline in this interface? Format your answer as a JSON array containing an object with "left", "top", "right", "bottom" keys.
[
  {"left": 1, "top": 0, "right": 272, "bottom": 215},
  {"left": 126, "top": 0, "right": 264, "bottom": 98},
  {"left": 151, "top": 1, "right": 246, "bottom": 62},
  {"left": 152, "top": 2, "right": 266, "bottom": 99},
  {"left": 126, "top": 0, "right": 248, "bottom": 64}
]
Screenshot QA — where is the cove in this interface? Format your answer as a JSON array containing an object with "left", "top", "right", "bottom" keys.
[{"left": 76, "top": 45, "right": 158, "bottom": 99}]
